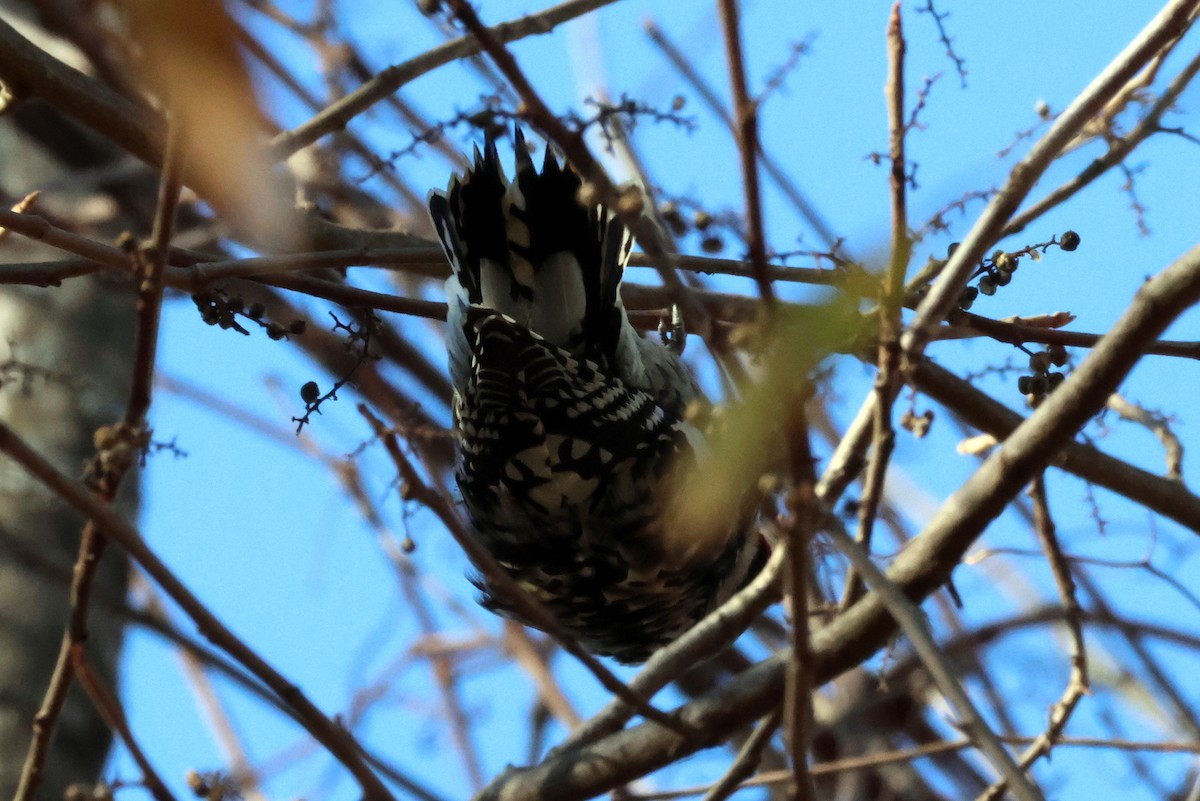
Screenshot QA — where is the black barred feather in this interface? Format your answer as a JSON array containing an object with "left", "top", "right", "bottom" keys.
[{"left": 429, "top": 129, "right": 763, "bottom": 662}]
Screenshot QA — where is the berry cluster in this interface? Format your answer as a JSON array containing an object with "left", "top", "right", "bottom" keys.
[
  {"left": 659, "top": 200, "right": 736, "bottom": 254},
  {"left": 1017, "top": 344, "right": 1069, "bottom": 407},
  {"left": 953, "top": 230, "right": 1080, "bottom": 310},
  {"left": 191, "top": 290, "right": 307, "bottom": 340}
]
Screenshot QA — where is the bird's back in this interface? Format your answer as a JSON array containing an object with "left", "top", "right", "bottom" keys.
[{"left": 429, "top": 130, "right": 763, "bottom": 662}]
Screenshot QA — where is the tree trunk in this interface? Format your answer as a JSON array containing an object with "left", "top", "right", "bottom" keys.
[{"left": 0, "top": 2, "right": 143, "bottom": 795}]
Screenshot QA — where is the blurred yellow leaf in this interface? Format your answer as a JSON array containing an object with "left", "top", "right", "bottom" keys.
[{"left": 661, "top": 298, "right": 862, "bottom": 565}]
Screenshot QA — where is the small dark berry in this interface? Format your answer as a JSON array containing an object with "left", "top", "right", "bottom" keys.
[
  {"left": 1047, "top": 371, "right": 1066, "bottom": 389},
  {"left": 994, "top": 252, "right": 1017, "bottom": 273},
  {"left": 1060, "top": 230, "right": 1081, "bottom": 251},
  {"left": 1017, "top": 375, "right": 1033, "bottom": 395},
  {"left": 947, "top": 242, "right": 960, "bottom": 258},
  {"left": 300, "top": 381, "right": 320, "bottom": 404},
  {"left": 289, "top": 320, "right": 308, "bottom": 335},
  {"left": 266, "top": 322, "right": 286, "bottom": 340},
  {"left": 1028, "top": 375, "right": 1049, "bottom": 395},
  {"left": 401, "top": 537, "right": 416, "bottom": 553},
  {"left": 700, "top": 235, "right": 723, "bottom": 254},
  {"left": 959, "top": 285, "right": 979, "bottom": 309},
  {"left": 978, "top": 276, "right": 997, "bottom": 296},
  {"left": 201, "top": 309, "right": 220, "bottom": 325},
  {"left": 1029, "top": 351, "right": 1051, "bottom": 373},
  {"left": 247, "top": 302, "right": 266, "bottom": 319},
  {"left": 1048, "top": 344, "right": 1069, "bottom": 366},
  {"left": 661, "top": 203, "right": 688, "bottom": 236},
  {"left": 693, "top": 210, "right": 714, "bottom": 231},
  {"left": 993, "top": 269, "right": 1012, "bottom": 287},
  {"left": 228, "top": 296, "right": 245, "bottom": 313}
]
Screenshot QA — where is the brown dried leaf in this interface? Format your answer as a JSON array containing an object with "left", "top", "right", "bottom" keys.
[
  {"left": 1000, "top": 311, "right": 1077, "bottom": 329},
  {"left": 124, "top": 0, "right": 293, "bottom": 244}
]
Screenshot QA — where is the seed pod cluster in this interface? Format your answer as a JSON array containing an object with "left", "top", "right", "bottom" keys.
[{"left": 1017, "top": 343, "right": 1069, "bottom": 407}]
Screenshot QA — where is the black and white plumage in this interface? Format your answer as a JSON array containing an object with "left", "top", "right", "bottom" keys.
[{"left": 428, "top": 130, "right": 764, "bottom": 663}]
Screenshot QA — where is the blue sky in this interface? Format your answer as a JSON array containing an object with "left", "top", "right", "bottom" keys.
[{"left": 99, "top": 2, "right": 1200, "bottom": 799}]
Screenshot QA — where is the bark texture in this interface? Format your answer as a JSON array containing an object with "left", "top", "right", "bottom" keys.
[{"left": 0, "top": 2, "right": 142, "bottom": 795}]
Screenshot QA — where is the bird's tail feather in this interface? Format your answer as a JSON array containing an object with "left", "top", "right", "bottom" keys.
[{"left": 429, "top": 128, "right": 632, "bottom": 368}]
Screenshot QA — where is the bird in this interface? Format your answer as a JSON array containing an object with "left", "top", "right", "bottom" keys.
[{"left": 427, "top": 129, "right": 766, "bottom": 663}]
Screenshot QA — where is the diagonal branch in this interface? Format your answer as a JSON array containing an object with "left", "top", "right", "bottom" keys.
[
  {"left": 0, "top": 421, "right": 398, "bottom": 801},
  {"left": 1002, "top": 44, "right": 1200, "bottom": 238},
  {"left": 475, "top": 239, "right": 1200, "bottom": 801},
  {"left": 902, "top": 0, "right": 1200, "bottom": 363},
  {"left": 826, "top": 522, "right": 1043, "bottom": 801}
]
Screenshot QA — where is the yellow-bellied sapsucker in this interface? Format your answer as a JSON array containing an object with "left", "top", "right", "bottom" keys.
[{"left": 428, "top": 130, "right": 766, "bottom": 663}]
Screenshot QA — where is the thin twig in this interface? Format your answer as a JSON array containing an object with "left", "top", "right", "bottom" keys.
[
  {"left": 701, "top": 709, "right": 783, "bottom": 801},
  {"left": 387, "top": 505, "right": 486, "bottom": 791},
  {"left": 72, "top": 647, "right": 178, "bottom": 801},
  {"left": 977, "top": 476, "right": 1089, "bottom": 801},
  {"left": 0, "top": 191, "right": 40, "bottom": 245},
  {"left": 841, "top": 2, "right": 910, "bottom": 610},
  {"left": 814, "top": 392, "right": 874, "bottom": 507},
  {"left": 1106, "top": 393, "right": 1185, "bottom": 479},
  {"left": 268, "top": 0, "right": 622, "bottom": 161},
  {"left": 782, "top": 407, "right": 819, "bottom": 801},
  {"left": 128, "top": 116, "right": 184, "bottom": 425},
  {"left": 1076, "top": 569, "right": 1200, "bottom": 743},
  {"left": 0, "top": 208, "right": 136, "bottom": 272},
  {"left": 177, "top": 646, "right": 267, "bottom": 800},
  {"left": 0, "top": 421, "right": 398, "bottom": 801},
  {"left": 717, "top": 0, "right": 773, "bottom": 306},
  {"left": 1005, "top": 44, "right": 1200, "bottom": 238},
  {"left": 0, "top": 235, "right": 841, "bottom": 290},
  {"left": 503, "top": 623, "right": 583, "bottom": 730},
  {"left": 943, "top": 311, "right": 1200, "bottom": 360},
  {"left": 628, "top": 734, "right": 1200, "bottom": 800},
  {"left": 644, "top": 20, "right": 841, "bottom": 249},
  {"left": 915, "top": 0, "right": 967, "bottom": 86},
  {"left": 13, "top": 604, "right": 77, "bottom": 801}
]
